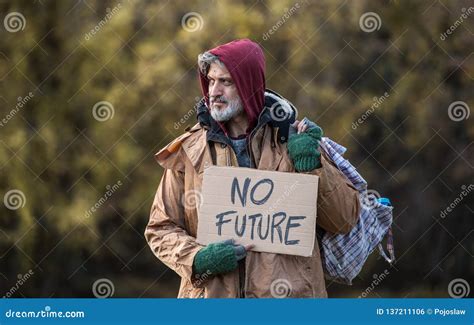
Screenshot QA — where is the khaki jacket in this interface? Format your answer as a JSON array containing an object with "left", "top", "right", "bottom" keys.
[{"left": 145, "top": 119, "right": 360, "bottom": 298}]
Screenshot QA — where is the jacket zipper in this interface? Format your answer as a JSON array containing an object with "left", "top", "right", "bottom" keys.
[
  {"left": 206, "top": 107, "right": 281, "bottom": 298},
  {"left": 226, "top": 142, "right": 245, "bottom": 298},
  {"left": 210, "top": 125, "right": 263, "bottom": 298},
  {"left": 240, "top": 122, "right": 268, "bottom": 297},
  {"left": 215, "top": 139, "right": 246, "bottom": 298}
]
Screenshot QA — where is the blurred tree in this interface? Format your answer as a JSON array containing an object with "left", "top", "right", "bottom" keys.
[{"left": 0, "top": 0, "right": 472, "bottom": 298}]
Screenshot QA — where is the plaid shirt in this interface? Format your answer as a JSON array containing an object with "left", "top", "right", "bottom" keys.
[{"left": 318, "top": 137, "right": 394, "bottom": 285}]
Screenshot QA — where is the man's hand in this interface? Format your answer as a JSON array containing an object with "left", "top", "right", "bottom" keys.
[
  {"left": 193, "top": 239, "right": 253, "bottom": 276},
  {"left": 288, "top": 117, "right": 324, "bottom": 172}
]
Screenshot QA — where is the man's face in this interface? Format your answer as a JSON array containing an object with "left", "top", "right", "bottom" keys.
[{"left": 207, "top": 62, "right": 243, "bottom": 122}]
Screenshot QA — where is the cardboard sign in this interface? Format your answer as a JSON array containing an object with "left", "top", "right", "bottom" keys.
[{"left": 196, "top": 166, "right": 319, "bottom": 257}]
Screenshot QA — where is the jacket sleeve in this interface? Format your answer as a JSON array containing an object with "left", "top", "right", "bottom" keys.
[
  {"left": 145, "top": 168, "right": 203, "bottom": 281},
  {"left": 311, "top": 152, "right": 361, "bottom": 234}
]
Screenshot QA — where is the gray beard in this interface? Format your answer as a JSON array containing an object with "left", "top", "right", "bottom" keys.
[{"left": 210, "top": 98, "right": 244, "bottom": 122}]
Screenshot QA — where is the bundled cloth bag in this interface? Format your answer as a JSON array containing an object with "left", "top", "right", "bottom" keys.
[{"left": 318, "top": 137, "right": 395, "bottom": 285}]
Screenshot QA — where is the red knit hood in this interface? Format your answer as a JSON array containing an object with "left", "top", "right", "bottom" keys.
[{"left": 198, "top": 39, "right": 266, "bottom": 136}]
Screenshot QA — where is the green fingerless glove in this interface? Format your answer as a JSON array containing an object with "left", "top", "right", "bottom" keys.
[
  {"left": 305, "top": 125, "right": 323, "bottom": 141},
  {"left": 193, "top": 242, "right": 238, "bottom": 276},
  {"left": 288, "top": 126, "right": 324, "bottom": 172}
]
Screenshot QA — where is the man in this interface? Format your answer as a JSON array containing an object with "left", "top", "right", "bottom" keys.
[{"left": 145, "top": 39, "right": 360, "bottom": 298}]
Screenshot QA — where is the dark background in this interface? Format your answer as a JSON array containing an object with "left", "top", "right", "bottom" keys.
[{"left": 0, "top": 0, "right": 472, "bottom": 298}]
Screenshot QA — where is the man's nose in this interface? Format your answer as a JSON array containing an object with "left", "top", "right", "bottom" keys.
[{"left": 209, "top": 82, "right": 223, "bottom": 98}]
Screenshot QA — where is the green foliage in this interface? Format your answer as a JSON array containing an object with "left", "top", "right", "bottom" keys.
[{"left": 0, "top": 0, "right": 472, "bottom": 297}]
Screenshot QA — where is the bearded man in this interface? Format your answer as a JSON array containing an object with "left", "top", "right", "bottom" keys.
[{"left": 145, "top": 39, "right": 360, "bottom": 298}]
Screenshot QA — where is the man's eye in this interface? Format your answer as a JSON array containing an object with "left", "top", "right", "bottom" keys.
[{"left": 223, "top": 80, "right": 232, "bottom": 85}]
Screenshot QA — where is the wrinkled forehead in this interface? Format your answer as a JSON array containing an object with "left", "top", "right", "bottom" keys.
[{"left": 207, "top": 62, "right": 232, "bottom": 79}]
